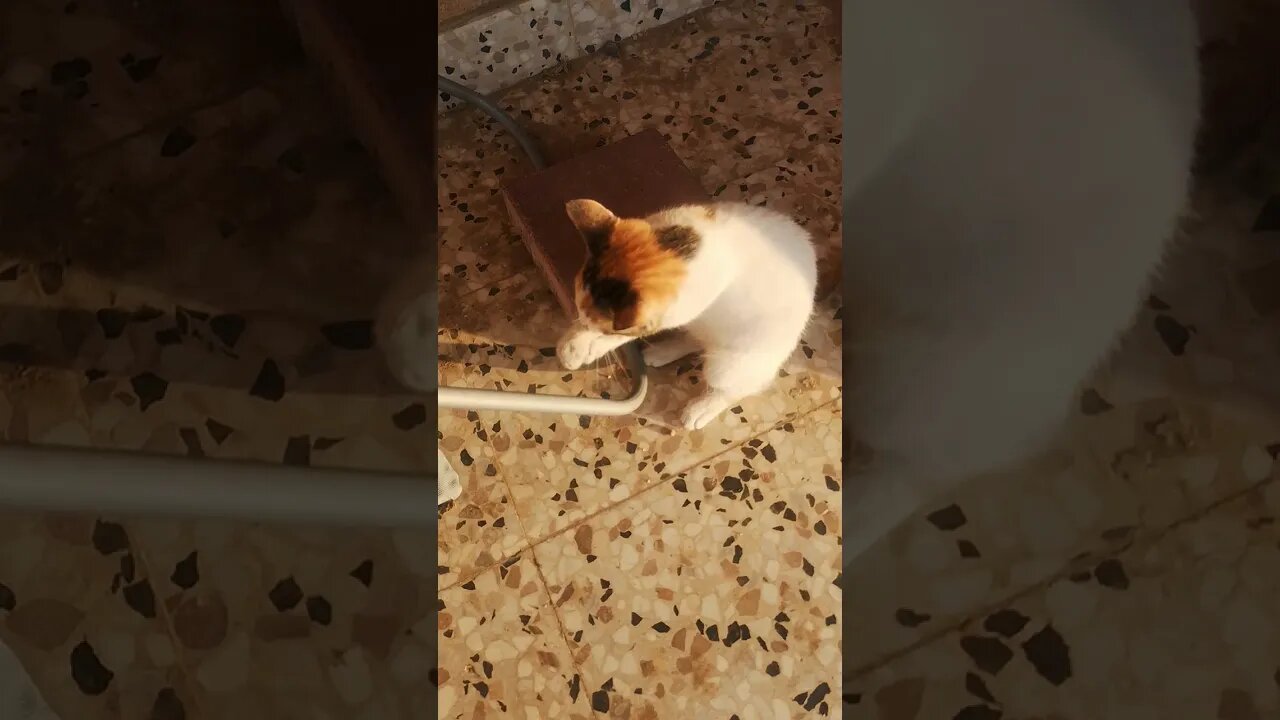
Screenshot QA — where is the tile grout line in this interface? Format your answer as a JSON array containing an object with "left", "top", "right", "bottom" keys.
[
  {"left": 489, "top": 395, "right": 843, "bottom": 696},
  {"left": 846, "top": 467, "right": 1280, "bottom": 681},
  {"left": 440, "top": 394, "right": 841, "bottom": 594},
  {"left": 127, "top": 525, "right": 209, "bottom": 719}
]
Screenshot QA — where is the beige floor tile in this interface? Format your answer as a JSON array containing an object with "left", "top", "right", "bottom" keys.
[
  {"left": 846, "top": 470, "right": 1280, "bottom": 719},
  {"left": 487, "top": 376, "right": 840, "bottom": 546},
  {"left": 126, "top": 516, "right": 432, "bottom": 717},
  {"left": 531, "top": 405, "right": 842, "bottom": 717},
  {"left": 0, "top": 0, "right": 298, "bottom": 178},
  {"left": 438, "top": 550, "right": 589, "bottom": 719},
  {"left": 437, "top": 404, "right": 529, "bottom": 589},
  {"left": 845, "top": 390, "right": 1280, "bottom": 672},
  {"left": 0, "top": 511, "right": 190, "bottom": 719}
]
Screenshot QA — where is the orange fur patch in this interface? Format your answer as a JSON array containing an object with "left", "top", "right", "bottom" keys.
[{"left": 597, "top": 219, "right": 688, "bottom": 302}]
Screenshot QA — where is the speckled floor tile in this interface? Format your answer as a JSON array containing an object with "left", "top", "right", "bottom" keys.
[
  {"left": 846, "top": 472, "right": 1280, "bottom": 720},
  {"left": 845, "top": 374, "right": 1280, "bottom": 679},
  {"left": 438, "top": 550, "right": 588, "bottom": 718},
  {"left": 531, "top": 405, "right": 842, "bottom": 718},
  {"left": 2, "top": 2, "right": 441, "bottom": 716},
  {"left": 0, "top": 0, "right": 300, "bottom": 180},
  {"left": 437, "top": 406, "right": 528, "bottom": 590},
  {"left": 125, "top": 517, "right": 432, "bottom": 718},
  {"left": 0, "top": 511, "right": 191, "bottom": 719}
]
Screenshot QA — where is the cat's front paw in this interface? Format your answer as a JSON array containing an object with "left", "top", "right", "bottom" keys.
[
  {"left": 682, "top": 391, "right": 733, "bottom": 431},
  {"left": 556, "top": 328, "right": 597, "bottom": 371}
]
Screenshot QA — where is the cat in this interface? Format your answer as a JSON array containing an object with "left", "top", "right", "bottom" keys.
[
  {"left": 841, "top": 0, "right": 1202, "bottom": 566},
  {"left": 556, "top": 198, "right": 817, "bottom": 430}
]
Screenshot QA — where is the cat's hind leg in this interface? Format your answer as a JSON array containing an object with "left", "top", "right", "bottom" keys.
[
  {"left": 643, "top": 333, "right": 701, "bottom": 368},
  {"left": 683, "top": 345, "right": 789, "bottom": 430}
]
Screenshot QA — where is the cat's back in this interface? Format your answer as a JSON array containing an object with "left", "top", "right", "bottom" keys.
[{"left": 657, "top": 202, "right": 816, "bottom": 286}]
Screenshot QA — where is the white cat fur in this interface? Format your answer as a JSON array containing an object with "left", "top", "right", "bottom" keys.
[
  {"left": 841, "top": 0, "right": 1202, "bottom": 563},
  {"left": 558, "top": 202, "right": 818, "bottom": 429}
]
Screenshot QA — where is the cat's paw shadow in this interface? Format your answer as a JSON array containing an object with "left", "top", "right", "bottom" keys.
[{"left": 635, "top": 357, "right": 704, "bottom": 428}]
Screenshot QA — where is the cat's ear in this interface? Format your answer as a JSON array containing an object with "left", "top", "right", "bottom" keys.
[{"left": 565, "top": 199, "right": 616, "bottom": 255}]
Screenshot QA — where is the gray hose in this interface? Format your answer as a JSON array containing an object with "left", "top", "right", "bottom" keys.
[{"left": 438, "top": 75, "right": 547, "bottom": 170}]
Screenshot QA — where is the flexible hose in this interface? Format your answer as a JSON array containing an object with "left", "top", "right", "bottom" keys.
[{"left": 438, "top": 75, "right": 547, "bottom": 170}]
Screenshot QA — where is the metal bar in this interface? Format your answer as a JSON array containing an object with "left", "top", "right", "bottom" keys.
[
  {"left": 0, "top": 443, "right": 433, "bottom": 527},
  {"left": 437, "top": 343, "right": 648, "bottom": 415}
]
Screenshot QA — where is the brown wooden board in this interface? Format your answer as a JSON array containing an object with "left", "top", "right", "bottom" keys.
[{"left": 500, "top": 130, "right": 708, "bottom": 317}]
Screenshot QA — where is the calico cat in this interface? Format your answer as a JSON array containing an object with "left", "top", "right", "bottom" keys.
[
  {"left": 556, "top": 198, "right": 817, "bottom": 429},
  {"left": 841, "top": 0, "right": 1202, "bottom": 563}
]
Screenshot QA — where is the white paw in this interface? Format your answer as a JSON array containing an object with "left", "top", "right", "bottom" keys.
[
  {"left": 557, "top": 331, "right": 594, "bottom": 371},
  {"left": 682, "top": 393, "right": 730, "bottom": 431}
]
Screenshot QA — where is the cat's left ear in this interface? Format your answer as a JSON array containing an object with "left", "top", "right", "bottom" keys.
[{"left": 565, "top": 199, "right": 616, "bottom": 255}]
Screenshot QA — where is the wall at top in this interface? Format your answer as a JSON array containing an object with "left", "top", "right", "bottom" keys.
[{"left": 437, "top": 0, "right": 718, "bottom": 111}]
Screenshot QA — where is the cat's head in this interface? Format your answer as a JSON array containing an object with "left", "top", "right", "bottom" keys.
[{"left": 565, "top": 198, "right": 698, "bottom": 336}]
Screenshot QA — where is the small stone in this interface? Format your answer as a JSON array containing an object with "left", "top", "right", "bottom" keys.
[
  {"left": 122, "top": 55, "right": 162, "bottom": 83},
  {"left": 283, "top": 436, "right": 310, "bottom": 466},
  {"left": 1021, "top": 625, "right": 1072, "bottom": 685},
  {"left": 150, "top": 687, "right": 186, "bottom": 720},
  {"left": 160, "top": 127, "right": 196, "bottom": 157},
  {"left": 306, "top": 596, "right": 332, "bottom": 626},
  {"left": 1079, "top": 388, "right": 1113, "bottom": 415},
  {"left": 130, "top": 372, "right": 169, "bottom": 411},
  {"left": 1153, "top": 314, "right": 1190, "bottom": 355},
  {"left": 960, "top": 636, "right": 1013, "bottom": 675},
  {"left": 349, "top": 560, "right": 374, "bottom": 588},
  {"left": 894, "top": 608, "right": 931, "bottom": 628},
  {"left": 92, "top": 520, "right": 129, "bottom": 554},
  {"left": 926, "top": 504, "right": 967, "bottom": 531},
  {"left": 205, "top": 419, "right": 233, "bottom": 444},
  {"left": 268, "top": 578, "right": 303, "bottom": 611},
  {"left": 321, "top": 320, "right": 374, "bottom": 349},
  {"left": 392, "top": 404, "right": 427, "bottom": 430},
  {"left": 250, "top": 360, "right": 286, "bottom": 401},
  {"left": 209, "top": 315, "right": 246, "bottom": 347},
  {"left": 123, "top": 580, "right": 157, "bottom": 618},
  {"left": 70, "top": 641, "right": 113, "bottom": 695},
  {"left": 171, "top": 552, "right": 199, "bottom": 589},
  {"left": 1093, "top": 559, "right": 1130, "bottom": 590}
]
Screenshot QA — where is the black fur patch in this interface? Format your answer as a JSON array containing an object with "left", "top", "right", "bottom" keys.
[
  {"left": 655, "top": 225, "right": 699, "bottom": 258},
  {"left": 581, "top": 259, "right": 636, "bottom": 313}
]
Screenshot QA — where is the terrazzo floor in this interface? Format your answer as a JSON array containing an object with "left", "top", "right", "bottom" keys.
[
  {"left": 437, "top": 1, "right": 843, "bottom": 717},
  {"left": 2, "top": 1, "right": 433, "bottom": 718},
  {"left": 437, "top": 0, "right": 1280, "bottom": 717},
  {"left": 4, "top": 0, "right": 1280, "bottom": 717}
]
